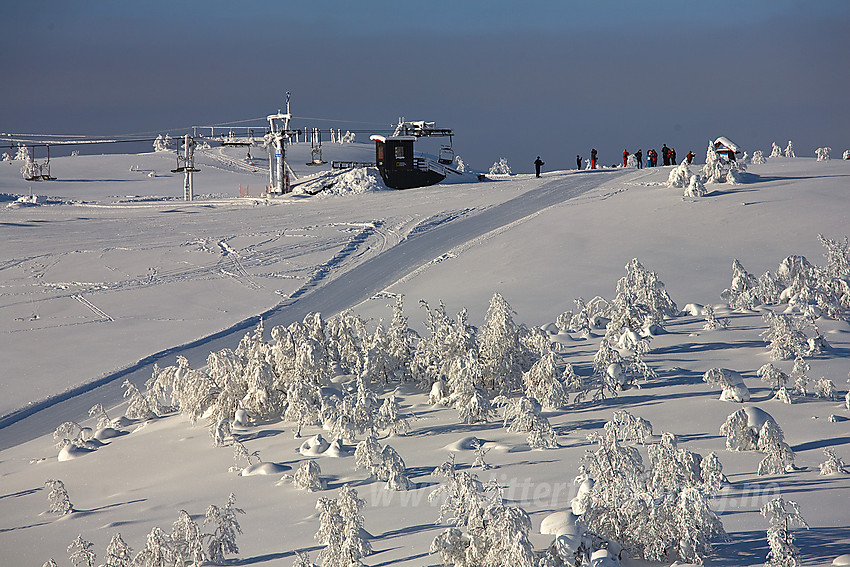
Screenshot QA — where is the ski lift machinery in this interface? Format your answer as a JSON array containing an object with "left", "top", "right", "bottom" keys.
[{"left": 265, "top": 92, "right": 301, "bottom": 194}]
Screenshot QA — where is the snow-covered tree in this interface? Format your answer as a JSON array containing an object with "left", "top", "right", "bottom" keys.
[
  {"left": 377, "top": 395, "right": 410, "bottom": 436},
  {"left": 292, "top": 550, "right": 318, "bottom": 567},
  {"left": 722, "top": 259, "right": 762, "bottom": 310},
  {"left": 479, "top": 292, "right": 526, "bottom": 393},
  {"left": 447, "top": 350, "right": 493, "bottom": 424},
  {"left": 790, "top": 357, "right": 809, "bottom": 396},
  {"left": 354, "top": 436, "right": 411, "bottom": 489},
  {"left": 758, "top": 363, "right": 793, "bottom": 403},
  {"left": 316, "top": 485, "right": 371, "bottom": 567},
  {"left": 603, "top": 409, "right": 653, "bottom": 444},
  {"left": 844, "top": 149, "right": 850, "bottom": 160},
  {"left": 757, "top": 420, "right": 795, "bottom": 475},
  {"left": 43, "top": 560, "right": 58, "bottom": 567},
  {"left": 816, "top": 147, "right": 831, "bottom": 161},
  {"left": 522, "top": 351, "right": 570, "bottom": 409},
  {"left": 122, "top": 378, "right": 156, "bottom": 420},
  {"left": 285, "top": 374, "right": 322, "bottom": 438},
  {"left": 472, "top": 439, "right": 491, "bottom": 470},
  {"left": 819, "top": 448, "right": 847, "bottom": 475},
  {"left": 770, "top": 142, "right": 782, "bottom": 158},
  {"left": 752, "top": 150, "right": 766, "bottom": 164},
  {"left": 386, "top": 295, "right": 413, "bottom": 382},
  {"left": 153, "top": 134, "right": 172, "bottom": 152},
  {"left": 702, "top": 140, "right": 726, "bottom": 183},
  {"left": 489, "top": 157, "right": 511, "bottom": 176},
  {"left": 45, "top": 479, "right": 73, "bottom": 515},
  {"left": 204, "top": 493, "right": 245, "bottom": 563},
  {"left": 575, "top": 415, "right": 724, "bottom": 564},
  {"left": 100, "top": 533, "right": 133, "bottom": 567},
  {"left": 760, "top": 498, "right": 808, "bottom": 567},
  {"left": 762, "top": 311, "right": 809, "bottom": 361},
  {"left": 171, "top": 510, "right": 205, "bottom": 566},
  {"left": 497, "top": 395, "right": 557, "bottom": 449},
  {"left": 703, "top": 368, "right": 750, "bottom": 402},
  {"left": 88, "top": 403, "right": 112, "bottom": 430},
  {"left": 292, "top": 460, "right": 323, "bottom": 491},
  {"left": 814, "top": 377, "right": 836, "bottom": 400},
  {"left": 784, "top": 141, "right": 795, "bottom": 158},
  {"left": 430, "top": 467, "right": 535, "bottom": 567},
  {"left": 134, "top": 526, "right": 176, "bottom": 567},
  {"left": 719, "top": 408, "right": 759, "bottom": 451},
  {"left": 68, "top": 535, "right": 96, "bottom": 567}
]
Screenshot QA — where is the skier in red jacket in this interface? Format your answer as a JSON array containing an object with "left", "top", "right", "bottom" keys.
[{"left": 623, "top": 149, "right": 629, "bottom": 167}]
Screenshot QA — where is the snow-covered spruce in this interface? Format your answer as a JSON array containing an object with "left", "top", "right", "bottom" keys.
[
  {"left": 495, "top": 395, "right": 558, "bottom": 449},
  {"left": 488, "top": 157, "right": 512, "bottom": 176},
  {"left": 204, "top": 493, "right": 245, "bottom": 564},
  {"left": 760, "top": 497, "right": 808, "bottom": 567},
  {"left": 429, "top": 457, "right": 535, "bottom": 567},
  {"left": 784, "top": 140, "right": 796, "bottom": 158},
  {"left": 571, "top": 414, "right": 725, "bottom": 564},
  {"left": 819, "top": 448, "right": 848, "bottom": 476},
  {"left": 45, "top": 479, "right": 73, "bottom": 516},
  {"left": 751, "top": 150, "right": 766, "bottom": 164},
  {"left": 315, "top": 484, "right": 371, "bottom": 567},
  {"left": 719, "top": 407, "right": 795, "bottom": 474},
  {"left": 816, "top": 147, "right": 831, "bottom": 161},
  {"left": 67, "top": 534, "right": 96, "bottom": 567},
  {"left": 702, "top": 368, "right": 750, "bottom": 402}
]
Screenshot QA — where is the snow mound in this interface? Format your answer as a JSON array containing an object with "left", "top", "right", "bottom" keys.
[
  {"left": 299, "top": 434, "right": 331, "bottom": 456},
  {"left": 297, "top": 167, "right": 387, "bottom": 197},
  {"left": 833, "top": 554, "right": 850, "bottom": 566},
  {"left": 241, "top": 462, "right": 291, "bottom": 476},
  {"left": 58, "top": 443, "right": 96, "bottom": 461},
  {"left": 324, "top": 437, "right": 353, "bottom": 457},
  {"left": 444, "top": 436, "right": 488, "bottom": 451},
  {"left": 93, "top": 427, "right": 125, "bottom": 441}
]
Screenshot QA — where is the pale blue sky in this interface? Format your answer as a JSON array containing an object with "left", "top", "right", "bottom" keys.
[{"left": 2, "top": 1, "right": 848, "bottom": 171}]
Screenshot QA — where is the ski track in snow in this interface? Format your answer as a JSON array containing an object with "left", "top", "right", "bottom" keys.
[{"left": 0, "top": 171, "right": 624, "bottom": 451}]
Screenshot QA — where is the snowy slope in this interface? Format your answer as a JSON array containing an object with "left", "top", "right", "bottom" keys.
[{"left": 1, "top": 146, "right": 850, "bottom": 566}]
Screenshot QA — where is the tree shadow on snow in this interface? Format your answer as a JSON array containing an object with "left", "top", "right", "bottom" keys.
[
  {"left": 414, "top": 420, "right": 503, "bottom": 437},
  {"left": 230, "top": 545, "right": 322, "bottom": 565},
  {"left": 711, "top": 525, "right": 850, "bottom": 567},
  {"left": 793, "top": 435, "right": 850, "bottom": 453}
]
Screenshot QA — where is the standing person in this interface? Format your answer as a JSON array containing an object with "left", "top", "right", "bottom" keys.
[
  {"left": 576, "top": 154, "right": 582, "bottom": 170},
  {"left": 671, "top": 148, "right": 677, "bottom": 165},
  {"left": 662, "top": 144, "right": 670, "bottom": 166},
  {"left": 622, "top": 149, "right": 629, "bottom": 167},
  {"left": 635, "top": 149, "right": 643, "bottom": 169},
  {"left": 534, "top": 156, "right": 544, "bottom": 178},
  {"left": 590, "top": 148, "right": 598, "bottom": 169},
  {"left": 686, "top": 151, "right": 695, "bottom": 164}
]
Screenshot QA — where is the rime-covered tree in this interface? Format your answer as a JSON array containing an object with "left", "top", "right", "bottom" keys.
[
  {"left": 721, "top": 259, "right": 762, "bottom": 310},
  {"left": 703, "top": 367, "right": 750, "bottom": 402},
  {"left": 292, "top": 550, "right": 318, "bottom": 567},
  {"left": 770, "top": 142, "right": 782, "bottom": 158},
  {"left": 815, "top": 377, "right": 837, "bottom": 400},
  {"left": 757, "top": 420, "right": 796, "bottom": 475},
  {"left": 784, "top": 140, "right": 795, "bottom": 158},
  {"left": 478, "top": 292, "right": 525, "bottom": 393},
  {"left": 100, "top": 533, "right": 133, "bottom": 567},
  {"left": 386, "top": 295, "right": 413, "bottom": 382},
  {"left": 761, "top": 498, "right": 808, "bottom": 567},
  {"left": 497, "top": 395, "right": 557, "bottom": 449},
  {"left": 292, "top": 460, "right": 323, "bottom": 491},
  {"left": 134, "top": 526, "right": 176, "bottom": 567},
  {"left": 285, "top": 373, "right": 322, "bottom": 438},
  {"left": 603, "top": 409, "right": 653, "bottom": 445},
  {"left": 45, "top": 479, "right": 73, "bottom": 515},
  {"left": 758, "top": 363, "right": 793, "bottom": 403},
  {"left": 171, "top": 510, "right": 205, "bottom": 566},
  {"left": 819, "top": 448, "right": 847, "bottom": 475},
  {"left": 522, "top": 351, "right": 570, "bottom": 409},
  {"left": 122, "top": 379, "right": 156, "bottom": 420},
  {"left": 316, "top": 485, "right": 371, "bottom": 567},
  {"left": 752, "top": 150, "right": 766, "bottom": 164},
  {"left": 204, "top": 493, "right": 245, "bottom": 563},
  {"left": 447, "top": 350, "right": 493, "bottom": 424},
  {"left": 574, "top": 416, "right": 724, "bottom": 564},
  {"left": 68, "top": 535, "right": 96, "bottom": 567},
  {"left": 377, "top": 395, "right": 410, "bottom": 436}
]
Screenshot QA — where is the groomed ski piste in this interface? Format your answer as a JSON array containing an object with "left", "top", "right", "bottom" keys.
[{"left": 1, "top": 139, "right": 850, "bottom": 567}]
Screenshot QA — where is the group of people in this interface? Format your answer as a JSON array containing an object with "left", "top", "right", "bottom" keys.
[{"left": 535, "top": 144, "right": 696, "bottom": 176}]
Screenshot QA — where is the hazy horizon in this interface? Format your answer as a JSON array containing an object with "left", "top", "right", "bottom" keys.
[{"left": 2, "top": 0, "right": 848, "bottom": 172}]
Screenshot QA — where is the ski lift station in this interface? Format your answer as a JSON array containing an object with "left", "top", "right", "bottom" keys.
[{"left": 370, "top": 119, "right": 460, "bottom": 189}]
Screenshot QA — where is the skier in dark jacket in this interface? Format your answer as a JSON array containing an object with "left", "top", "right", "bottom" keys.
[
  {"left": 662, "top": 144, "right": 670, "bottom": 166},
  {"left": 671, "top": 148, "right": 677, "bottom": 165},
  {"left": 576, "top": 155, "right": 582, "bottom": 170},
  {"left": 635, "top": 149, "right": 643, "bottom": 169},
  {"left": 590, "top": 148, "right": 598, "bottom": 169},
  {"left": 534, "top": 156, "right": 544, "bottom": 178}
]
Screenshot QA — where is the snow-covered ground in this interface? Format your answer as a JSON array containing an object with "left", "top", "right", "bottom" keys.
[{"left": 1, "top": 141, "right": 849, "bottom": 566}]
